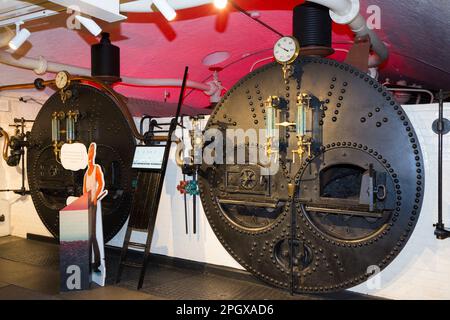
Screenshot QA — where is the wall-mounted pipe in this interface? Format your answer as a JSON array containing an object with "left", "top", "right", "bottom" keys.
[
  {"left": 307, "top": 0, "right": 388, "bottom": 67},
  {"left": 0, "top": 127, "right": 10, "bottom": 162},
  {"left": 0, "top": 51, "right": 212, "bottom": 93}
]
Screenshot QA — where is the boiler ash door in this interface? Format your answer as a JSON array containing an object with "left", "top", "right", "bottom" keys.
[
  {"left": 27, "top": 84, "right": 136, "bottom": 242},
  {"left": 199, "top": 57, "right": 424, "bottom": 293}
]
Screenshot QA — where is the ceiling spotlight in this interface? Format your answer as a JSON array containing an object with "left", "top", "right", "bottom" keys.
[
  {"left": 75, "top": 15, "right": 102, "bottom": 37},
  {"left": 8, "top": 22, "right": 30, "bottom": 51},
  {"left": 214, "top": 0, "right": 228, "bottom": 9},
  {"left": 152, "top": 0, "right": 177, "bottom": 21}
]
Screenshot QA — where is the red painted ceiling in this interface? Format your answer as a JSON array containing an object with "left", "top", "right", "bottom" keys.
[{"left": 3, "top": 0, "right": 450, "bottom": 108}]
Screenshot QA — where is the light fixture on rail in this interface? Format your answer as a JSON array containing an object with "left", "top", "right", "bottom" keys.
[
  {"left": 152, "top": 0, "right": 177, "bottom": 21},
  {"left": 75, "top": 15, "right": 102, "bottom": 37},
  {"left": 8, "top": 22, "right": 31, "bottom": 51},
  {"left": 214, "top": 0, "right": 228, "bottom": 9}
]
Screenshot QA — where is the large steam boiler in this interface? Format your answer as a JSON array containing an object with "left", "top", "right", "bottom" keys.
[
  {"left": 197, "top": 56, "right": 424, "bottom": 293},
  {"left": 27, "top": 82, "right": 137, "bottom": 242}
]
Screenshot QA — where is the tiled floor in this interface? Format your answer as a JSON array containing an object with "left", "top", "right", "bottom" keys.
[{"left": 0, "top": 236, "right": 374, "bottom": 300}]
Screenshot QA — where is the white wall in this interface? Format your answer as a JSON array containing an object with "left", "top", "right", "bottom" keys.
[
  {"left": 0, "top": 92, "right": 53, "bottom": 238},
  {"left": 2, "top": 93, "right": 450, "bottom": 299},
  {"left": 350, "top": 104, "right": 450, "bottom": 300},
  {"left": 108, "top": 117, "right": 242, "bottom": 269}
]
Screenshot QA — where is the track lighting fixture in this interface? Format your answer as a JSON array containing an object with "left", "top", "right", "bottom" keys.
[
  {"left": 75, "top": 15, "right": 102, "bottom": 37},
  {"left": 8, "top": 22, "right": 31, "bottom": 51},
  {"left": 152, "top": 0, "right": 177, "bottom": 21}
]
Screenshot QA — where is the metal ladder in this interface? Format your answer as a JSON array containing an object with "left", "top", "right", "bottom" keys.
[{"left": 115, "top": 67, "right": 188, "bottom": 290}]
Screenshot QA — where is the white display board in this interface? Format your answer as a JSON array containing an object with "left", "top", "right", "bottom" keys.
[
  {"left": 60, "top": 143, "right": 88, "bottom": 171},
  {"left": 132, "top": 145, "right": 165, "bottom": 170}
]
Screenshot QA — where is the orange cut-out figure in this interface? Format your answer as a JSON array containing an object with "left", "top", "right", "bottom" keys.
[{"left": 83, "top": 143, "right": 107, "bottom": 272}]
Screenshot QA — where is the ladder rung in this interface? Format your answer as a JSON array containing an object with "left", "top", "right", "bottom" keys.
[
  {"left": 152, "top": 136, "right": 169, "bottom": 142},
  {"left": 127, "top": 241, "right": 146, "bottom": 248},
  {"left": 121, "top": 261, "right": 143, "bottom": 268},
  {"left": 129, "top": 227, "right": 148, "bottom": 232}
]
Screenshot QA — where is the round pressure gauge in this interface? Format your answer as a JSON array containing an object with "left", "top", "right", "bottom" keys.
[
  {"left": 55, "top": 71, "right": 71, "bottom": 90},
  {"left": 273, "top": 36, "right": 300, "bottom": 64}
]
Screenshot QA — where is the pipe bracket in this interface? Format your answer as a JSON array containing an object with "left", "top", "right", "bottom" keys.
[
  {"left": 33, "top": 56, "right": 48, "bottom": 75},
  {"left": 432, "top": 118, "right": 450, "bottom": 135}
]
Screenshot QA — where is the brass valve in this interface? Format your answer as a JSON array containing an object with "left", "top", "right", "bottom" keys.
[
  {"left": 266, "top": 137, "right": 278, "bottom": 157},
  {"left": 292, "top": 135, "right": 312, "bottom": 163},
  {"left": 281, "top": 63, "right": 294, "bottom": 84}
]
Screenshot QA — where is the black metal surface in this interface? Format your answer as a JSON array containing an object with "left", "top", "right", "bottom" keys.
[
  {"left": 199, "top": 57, "right": 424, "bottom": 293},
  {"left": 27, "top": 83, "right": 136, "bottom": 242},
  {"left": 91, "top": 33, "right": 121, "bottom": 83},
  {"left": 293, "top": 2, "right": 332, "bottom": 48},
  {"left": 0, "top": 239, "right": 58, "bottom": 268}
]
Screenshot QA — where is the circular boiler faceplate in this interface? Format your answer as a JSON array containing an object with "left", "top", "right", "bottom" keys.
[{"left": 198, "top": 57, "right": 424, "bottom": 293}]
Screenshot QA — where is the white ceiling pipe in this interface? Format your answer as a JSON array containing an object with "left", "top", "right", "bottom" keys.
[
  {"left": 120, "top": 77, "right": 209, "bottom": 91},
  {"left": 0, "top": 51, "right": 91, "bottom": 76},
  {"left": 308, "top": 0, "right": 388, "bottom": 67},
  {"left": 308, "top": 0, "right": 355, "bottom": 17},
  {"left": 0, "top": 51, "right": 211, "bottom": 92},
  {"left": 120, "top": 0, "right": 213, "bottom": 13}
]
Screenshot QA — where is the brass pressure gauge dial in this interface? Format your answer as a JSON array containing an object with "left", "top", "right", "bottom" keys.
[
  {"left": 55, "top": 71, "right": 71, "bottom": 90},
  {"left": 274, "top": 36, "right": 300, "bottom": 65}
]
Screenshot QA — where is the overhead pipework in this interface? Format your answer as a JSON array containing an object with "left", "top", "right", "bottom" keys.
[
  {"left": 307, "top": 0, "right": 388, "bottom": 67},
  {"left": 0, "top": 51, "right": 222, "bottom": 103}
]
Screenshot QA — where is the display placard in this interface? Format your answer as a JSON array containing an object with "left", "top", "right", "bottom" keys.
[
  {"left": 60, "top": 193, "right": 90, "bottom": 292},
  {"left": 132, "top": 145, "right": 165, "bottom": 170},
  {"left": 60, "top": 143, "right": 88, "bottom": 171}
]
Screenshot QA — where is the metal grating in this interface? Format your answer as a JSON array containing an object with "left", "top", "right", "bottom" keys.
[{"left": 0, "top": 238, "right": 59, "bottom": 268}]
